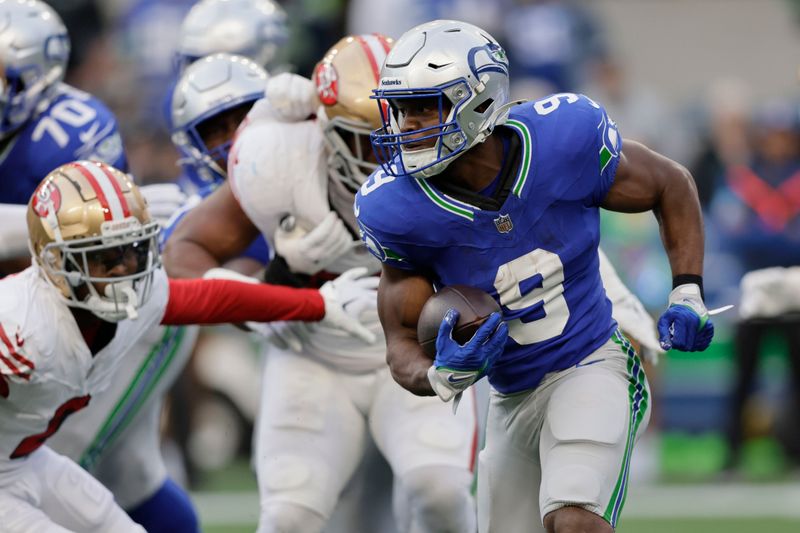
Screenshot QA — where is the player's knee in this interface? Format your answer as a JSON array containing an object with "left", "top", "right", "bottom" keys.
[
  {"left": 400, "top": 466, "right": 475, "bottom": 532},
  {"left": 257, "top": 501, "right": 325, "bottom": 533},
  {"left": 543, "top": 506, "right": 612, "bottom": 533}
]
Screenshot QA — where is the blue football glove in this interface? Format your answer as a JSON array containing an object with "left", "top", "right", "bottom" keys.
[
  {"left": 427, "top": 309, "right": 508, "bottom": 403},
  {"left": 657, "top": 283, "right": 715, "bottom": 352}
]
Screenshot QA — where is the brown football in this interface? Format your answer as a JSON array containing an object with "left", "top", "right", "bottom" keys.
[{"left": 417, "top": 285, "right": 501, "bottom": 358}]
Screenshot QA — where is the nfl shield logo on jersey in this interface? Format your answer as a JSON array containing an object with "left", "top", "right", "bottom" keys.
[{"left": 494, "top": 213, "right": 513, "bottom": 233}]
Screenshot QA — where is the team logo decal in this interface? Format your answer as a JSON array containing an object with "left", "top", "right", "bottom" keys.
[
  {"left": 494, "top": 213, "right": 513, "bottom": 233},
  {"left": 357, "top": 221, "right": 386, "bottom": 262},
  {"left": 488, "top": 44, "right": 507, "bottom": 64},
  {"left": 32, "top": 181, "right": 62, "bottom": 218},
  {"left": 598, "top": 113, "right": 620, "bottom": 174},
  {"left": 314, "top": 62, "right": 339, "bottom": 106}
]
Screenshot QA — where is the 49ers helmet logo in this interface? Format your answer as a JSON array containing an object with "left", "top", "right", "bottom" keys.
[
  {"left": 314, "top": 61, "right": 339, "bottom": 105},
  {"left": 32, "top": 181, "right": 62, "bottom": 217}
]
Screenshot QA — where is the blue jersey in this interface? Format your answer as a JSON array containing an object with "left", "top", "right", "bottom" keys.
[
  {"left": 355, "top": 93, "right": 622, "bottom": 394},
  {"left": 159, "top": 181, "right": 271, "bottom": 264},
  {"left": 0, "top": 84, "right": 127, "bottom": 205}
]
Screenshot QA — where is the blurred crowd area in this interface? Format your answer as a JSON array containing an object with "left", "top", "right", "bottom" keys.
[{"left": 46, "top": 0, "right": 800, "bottom": 482}]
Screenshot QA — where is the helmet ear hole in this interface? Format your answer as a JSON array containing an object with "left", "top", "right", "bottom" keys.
[{"left": 475, "top": 98, "right": 493, "bottom": 114}]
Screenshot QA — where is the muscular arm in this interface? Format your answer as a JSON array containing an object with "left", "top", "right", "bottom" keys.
[
  {"left": 162, "top": 181, "right": 261, "bottom": 278},
  {"left": 377, "top": 264, "right": 436, "bottom": 396},
  {"left": 602, "top": 140, "right": 704, "bottom": 277}
]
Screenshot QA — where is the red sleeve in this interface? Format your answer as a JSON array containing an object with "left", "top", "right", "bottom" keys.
[{"left": 161, "top": 278, "right": 325, "bottom": 325}]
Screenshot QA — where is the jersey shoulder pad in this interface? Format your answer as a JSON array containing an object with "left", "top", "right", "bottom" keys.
[
  {"left": 230, "top": 118, "right": 326, "bottom": 241},
  {"left": 0, "top": 269, "right": 57, "bottom": 380},
  {"left": 355, "top": 170, "right": 437, "bottom": 270},
  {"left": 30, "top": 84, "right": 127, "bottom": 174},
  {"left": 512, "top": 93, "right": 621, "bottom": 204},
  {"left": 513, "top": 93, "right": 612, "bottom": 155}
]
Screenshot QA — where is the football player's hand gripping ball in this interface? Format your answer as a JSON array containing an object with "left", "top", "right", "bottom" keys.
[
  {"left": 427, "top": 310, "right": 508, "bottom": 402},
  {"left": 657, "top": 283, "right": 714, "bottom": 352}
]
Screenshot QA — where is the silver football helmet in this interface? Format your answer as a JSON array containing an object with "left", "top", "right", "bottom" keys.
[
  {"left": 171, "top": 53, "right": 267, "bottom": 184},
  {"left": 177, "top": 0, "right": 288, "bottom": 71},
  {"left": 371, "top": 20, "right": 510, "bottom": 179},
  {"left": 0, "top": 0, "right": 70, "bottom": 139}
]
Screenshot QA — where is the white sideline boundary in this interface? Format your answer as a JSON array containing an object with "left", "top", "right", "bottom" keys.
[{"left": 191, "top": 484, "right": 800, "bottom": 526}]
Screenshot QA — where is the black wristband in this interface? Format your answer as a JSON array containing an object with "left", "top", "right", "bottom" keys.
[{"left": 672, "top": 274, "right": 704, "bottom": 301}]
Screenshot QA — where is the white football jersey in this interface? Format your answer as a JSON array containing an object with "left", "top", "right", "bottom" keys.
[
  {"left": 230, "top": 102, "right": 385, "bottom": 371},
  {"left": 0, "top": 266, "right": 168, "bottom": 464}
]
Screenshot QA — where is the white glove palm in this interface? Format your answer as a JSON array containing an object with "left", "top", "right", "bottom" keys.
[
  {"left": 265, "top": 72, "right": 318, "bottom": 122},
  {"left": 318, "top": 267, "right": 378, "bottom": 345},
  {"left": 274, "top": 212, "right": 358, "bottom": 275},
  {"left": 139, "top": 183, "right": 188, "bottom": 226}
]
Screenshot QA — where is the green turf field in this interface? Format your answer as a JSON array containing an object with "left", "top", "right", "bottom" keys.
[
  {"left": 202, "top": 518, "right": 800, "bottom": 533},
  {"left": 619, "top": 519, "right": 800, "bottom": 533}
]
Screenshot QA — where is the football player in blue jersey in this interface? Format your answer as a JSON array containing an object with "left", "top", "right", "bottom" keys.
[
  {"left": 355, "top": 20, "right": 715, "bottom": 533},
  {"left": 0, "top": 0, "right": 129, "bottom": 274},
  {"left": 167, "top": 0, "right": 288, "bottom": 193},
  {"left": 0, "top": 0, "right": 127, "bottom": 205}
]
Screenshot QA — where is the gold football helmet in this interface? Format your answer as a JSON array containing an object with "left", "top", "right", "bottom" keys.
[
  {"left": 313, "top": 33, "right": 393, "bottom": 194},
  {"left": 27, "top": 161, "right": 160, "bottom": 322}
]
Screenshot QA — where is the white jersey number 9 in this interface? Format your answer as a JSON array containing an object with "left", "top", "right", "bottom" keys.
[{"left": 493, "top": 248, "right": 569, "bottom": 345}]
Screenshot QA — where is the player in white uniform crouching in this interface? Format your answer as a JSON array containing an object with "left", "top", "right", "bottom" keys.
[
  {"left": 164, "top": 35, "right": 479, "bottom": 533},
  {"left": 0, "top": 160, "right": 374, "bottom": 533},
  {"left": 46, "top": 52, "right": 273, "bottom": 533}
]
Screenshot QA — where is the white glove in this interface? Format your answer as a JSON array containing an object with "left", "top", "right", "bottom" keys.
[
  {"left": 318, "top": 267, "right": 378, "bottom": 344},
  {"left": 139, "top": 183, "right": 188, "bottom": 226},
  {"left": 740, "top": 267, "right": 800, "bottom": 319},
  {"left": 274, "top": 212, "right": 358, "bottom": 275},
  {"left": 0, "top": 203, "right": 28, "bottom": 260},
  {"left": 265, "top": 72, "right": 318, "bottom": 122}
]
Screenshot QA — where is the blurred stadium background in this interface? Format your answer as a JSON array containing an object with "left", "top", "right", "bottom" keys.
[{"left": 45, "top": 0, "right": 800, "bottom": 530}]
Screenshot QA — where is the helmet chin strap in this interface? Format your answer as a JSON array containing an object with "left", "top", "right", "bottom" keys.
[
  {"left": 404, "top": 145, "right": 454, "bottom": 179},
  {"left": 86, "top": 281, "right": 139, "bottom": 322}
]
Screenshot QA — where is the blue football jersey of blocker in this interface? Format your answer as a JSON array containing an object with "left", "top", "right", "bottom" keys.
[
  {"left": 356, "top": 93, "right": 623, "bottom": 394},
  {"left": 0, "top": 84, "right": 128, "bottom": 205}
]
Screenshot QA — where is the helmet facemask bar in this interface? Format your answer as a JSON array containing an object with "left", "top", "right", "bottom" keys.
[
  {"left": 322, "top": 115, "right": 378, "bottom": 193},
  {"left": 36, "top": 221, "right": 161, "bottom": 322},
  {"left": 370, "top": 79, "right": 473, "bottom": 179},
  {"left": 0, "top": 29, "right": 69, "bottom": 138},
  {"left": 0, "top": 61, "right": 63, "bottom": 138},
  {"left": 172, "top": 96, "right": 260, "bottom": 185}
]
